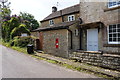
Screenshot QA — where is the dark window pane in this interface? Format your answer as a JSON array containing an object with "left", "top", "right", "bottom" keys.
[
  {"left": 113, "top": 34, "right": 117, "bottom": 37},
  {"left": 109, "top": 29, "right": 112, "bottom": 33},
  {"left": 109, "top": 34, "right": 112, "bottom": 37},
  {"left": 118, "top": 38, "right": 120, "bottom": 42},
  {"left": 113, "top": 29, "right": 116, "bottom": 32},
  {"left": 113, "top": 2, "right": 117, "bottom": 6},
  {"left": 118, "top": 24, "right": 120, "bottom": 28},
  {"left": 109, "top": 38, "right": 112, "bottom": 41},
  {"left": 118, "top": 1, "right": 120, "bottom": 5},
  {"left": 118, "top": 33, "right": 120, "bottom": 37},
  {"left": 113, "top": 24, "right": 116, "bottom": 28},
  {"left": 109, "top": 2, "right": 113, "bottom": 7},
  {"left": 109, "top": 25, "right": 112, "bottom": 30},
  {"left": 118, "top": 29, "right": 120, "bottom": 33},
  {"left": 113, "top": 38, "right": 117, "bottom": 41}
]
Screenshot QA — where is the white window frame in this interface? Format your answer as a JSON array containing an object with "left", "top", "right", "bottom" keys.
[
  {"left": 21, "top": 33, "right": 28, "bottom": 37},
  {"left": 108, "top": 0, "right": 120, "bottom": 8},
  {"left": 68, "top": 15, "right": 75, "bottom": 21},
  {"left": 75, "top": 29, "right": 79, "bottom": 36},
  {"left": 49, "top": 20, "right": 54, "bottom": 25},
  {"left": 108, "top": 24, "right": 120, "bottom": 44}
]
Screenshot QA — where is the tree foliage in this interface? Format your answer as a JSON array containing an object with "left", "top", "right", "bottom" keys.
[
  {"left": 2, "top": 16, "right": 20, "bottom": 41},
  {"left": 10, "top": 24, "right": 30, "bottom": 39},
  {"left": 0, "top": 0, "right": 11, "bottom": 20},
  {"left": 19, "top": 12, "right": 39, "bottom": 30},
  {"left": 1, "top": 1, "right": 39, "bottom": 43}
]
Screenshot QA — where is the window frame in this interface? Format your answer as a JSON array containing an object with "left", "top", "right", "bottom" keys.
[
  {"left": 108, "top": 0, "right": 120, "bottom": 8},
  {"left": 108, "top": 24, "right": 120, "bottom": 44},
  {"left": 49, "top": 20, "right": 54, "bottom": 25},
  {"left": 68, "top": 15, "right": 75, "bottom": 22},
  {"left": 21, "top": 33, "right": 28, "bottom": 37}
]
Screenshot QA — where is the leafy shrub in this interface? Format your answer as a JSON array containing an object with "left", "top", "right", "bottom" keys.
[
  {"left": 12, "top": 36, "right": 34, "bottom": 47},
  {"left": 10, "top": 24, "right": 30, "bottom": 39}
]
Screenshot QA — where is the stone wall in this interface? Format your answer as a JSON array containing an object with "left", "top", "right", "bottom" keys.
[
  {"left": 70, "top": 52, "right": 120, "bottom": 71},
  {"left": 63, "top": 13, "right": 80, "bottom": 22},
  {"left": 42, "top": 29, "right": 69, "bottom": 58},
  {"left": 69, "top": 23, "right": 80, "bottom": 51},
  {"left": 41, "top": 17, "right": 63, "bottom": 28},
  {"left": 41, "top": 13, "right": 80, "bottom": 28},
  {"left": 31, "top": 32, "right": 39, "bottom": 38}
]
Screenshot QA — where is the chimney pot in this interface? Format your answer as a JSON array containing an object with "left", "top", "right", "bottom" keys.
[{"left": 52, "top": 6, "right": 57, "bottom": 13}]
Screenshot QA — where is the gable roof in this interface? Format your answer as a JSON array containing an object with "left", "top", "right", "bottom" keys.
[
  {"left": 32, "top": 20, "right": 79, "bottom": 32},
  {"left": 41, "top": 4, "right": 80, "bottom": 22}
]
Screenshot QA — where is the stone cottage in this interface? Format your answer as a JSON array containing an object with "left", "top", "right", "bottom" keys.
[
  {"left": 33, "top": 4, "right": 81, "bottom": 58},
  {"left": 32, "top": 1, "right": 120, "bottom": 70}
]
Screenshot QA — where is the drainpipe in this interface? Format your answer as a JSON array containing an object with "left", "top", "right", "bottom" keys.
[
  {"left": 67, "top": 28, "right": 73, "bottom": 49},
  {"left": 79, "top": 26, "right": 82, "bottom": 50},
  {"left": 60, "top": 10, "right": 64, "bottom": 22}
]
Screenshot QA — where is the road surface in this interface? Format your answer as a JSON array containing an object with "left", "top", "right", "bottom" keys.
[{"left": 1, "top": 45, "right": 99, "bottom": 78}]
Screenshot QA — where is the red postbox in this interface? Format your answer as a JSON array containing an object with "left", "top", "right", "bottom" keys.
[{"left": 55, "top": 38, "right": 59, "bottom": 48}]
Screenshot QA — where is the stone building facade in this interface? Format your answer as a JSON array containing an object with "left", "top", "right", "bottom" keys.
[
  {"left": 31, "top": 0, "right": 120, "bottom": 70},
  {"left": 33, "top": 0, "right": 120, "bottom": 58},
  {"left": 68, "top": 0, "right": 120, "bottom": 70},
  {"left": 79, "top": 0, "right": 120, "bottom": 54},
  {"left": 33, "top": 4, "right": 80, "bottom": 58}
]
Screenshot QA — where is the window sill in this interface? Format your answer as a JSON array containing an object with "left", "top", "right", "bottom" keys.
[
  {"left": 103, "top": 44, "right": 120, "bottom": 47},
  {"left": 104, "top": 6, "right": 120, "bottom": 12}
]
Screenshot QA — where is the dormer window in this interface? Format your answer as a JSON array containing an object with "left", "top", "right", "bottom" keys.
[
  {"left": 49, "top": 20, "right": 54, "bottom": 25},
  {"left": 108, "top": 0, "right": 120, "bottom": 8},
  {"left": 68, "top": 15, "right": 75, "bottom": 21}
]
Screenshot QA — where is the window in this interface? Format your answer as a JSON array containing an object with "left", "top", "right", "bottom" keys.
[
  {"left": 49, "top": 20, "right": 54, "bottom": 25},
  {"left": 75, "top": 29, "right": 79, "bottom": 36},
  {"left": 108, "top": 0, "right": 120, "bottom": 8},
  {"left": 21, "top": 33, "right": 28, "bottom": 37},
  {"left": 108, "top": 24, "right": 120, "bottom": 44},
  {"left": 68, "top": 15, "right": 75, "bottom": 21}
]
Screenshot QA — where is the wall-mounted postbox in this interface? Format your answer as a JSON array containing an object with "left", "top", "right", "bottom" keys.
[{"left": 55, "top": 38, "right": 59, "bottom": 48}]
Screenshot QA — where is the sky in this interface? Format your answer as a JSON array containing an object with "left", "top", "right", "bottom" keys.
[{"left": 9, "top": 0, "right": 80, "bottom": 21}]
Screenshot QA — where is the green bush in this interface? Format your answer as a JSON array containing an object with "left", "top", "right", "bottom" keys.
[
  {"left": 12, "top": 36, "right": 34, "bottom": 47},
  {"left": 10, "top": 24, "right": 30, "bottom": 39}
]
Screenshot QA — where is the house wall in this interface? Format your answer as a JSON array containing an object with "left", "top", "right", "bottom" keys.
[
  {"left": 80, "top": 1, "right": 120, "bottom": 54},
  {"left": 63, "top": 13, "right": 80, "bottom": 22},
  {"left": 41, "top": 13, "right": 79, "bottom": 28},
  {"left": 41, "top": 17, "right": 62, "bottom": 28},
  {"left": 69, "top": 23, "right": 80, "bottom": 51},
  {"left": 31, "top": 32, "right": 39, "bottom": 39},
  {"left": 42, "top": 29, "right": 69, "bottom": 58},
  {"left": 40, "top": 21, "right": 49, "bottom": 28}
]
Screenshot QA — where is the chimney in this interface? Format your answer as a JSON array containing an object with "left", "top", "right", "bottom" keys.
[{"left": 52, "top": 6, "right": 57, "bottom": 13}]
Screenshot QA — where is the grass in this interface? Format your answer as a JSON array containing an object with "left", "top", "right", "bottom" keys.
[
  {"left": 12, "top": 46, "right": 27, "bottom": 54},
  {"left": 1, "top": 40, "right": 27, "bottom": 54}
]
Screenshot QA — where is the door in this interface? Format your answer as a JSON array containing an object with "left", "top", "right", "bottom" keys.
[
  {"left": 87, "top": 29, "right": 98, "bottom": 51},
  {"left": 39, "top": 32, "right": 43, "bottom": 50},
  {"left": 36, "top": 39, "right": 40, "bottom": 50}
]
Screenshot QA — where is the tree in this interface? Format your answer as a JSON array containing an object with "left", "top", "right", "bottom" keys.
[
  {"left": 0, "top": 0, "right": 11, "bottom": 20},
  {"left": 19, "top": 12, "right": 39, "bottom": 30},
  {"left": 2, "top": 15, "right": 20, "bottom": 41},
  {"left": 0, "top": 1, "right": 39, "bottom": 42},
  {"left": 0, "top": 0, "right": 11, "bottom": 41}
]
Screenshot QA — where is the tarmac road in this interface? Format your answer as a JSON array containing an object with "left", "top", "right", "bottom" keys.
[{"left": 1, "top": 45, "right": 99, "bottom": 78}]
